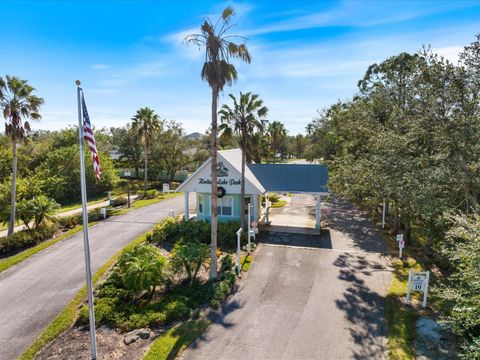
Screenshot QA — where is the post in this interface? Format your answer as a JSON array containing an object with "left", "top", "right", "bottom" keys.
[
  {"left": 127, "top": 188, "right": 131, "bottom": 208},
  {"left": 247, "top": 204, "right": 251, "bottom": 251},
  {"left": 265, "top": 194, "right": 269, "bottom": 223},
  {"left": 423, "top": 271, "right": 430, "bottom": 308},
  {"left": 382, "top": 200, "right": 386, "bottom": 229},
  {"left": 315, "top": 193, "right": 321, "bottom": 229},
  {"left": 236, "top": 228, "right": 242, "bottom": 274},
  {"left": 184, "top": 192, "right": 189, "bottom": 221},
  {"left": 399, "top": 243, "right": 403, "bottom": 259},
  {"left": 406, "top": 270, "right": 412, "bottom": 304},
  {"left": 76, "top": 81, "right": 97, "bottom": 360}
]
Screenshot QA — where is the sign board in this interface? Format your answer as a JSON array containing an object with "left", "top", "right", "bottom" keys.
[
  {"left": 163, "top": 183, "right": 170, "bottom": 193},
  {"left": 399, "top": 239, "right": 405, "bottom": 248},
  {"left": 396, "top": 234, "right": 403, "bottom": 242},
  {"left": 406, "top": 270, "right": 430, "bottom": 307}
]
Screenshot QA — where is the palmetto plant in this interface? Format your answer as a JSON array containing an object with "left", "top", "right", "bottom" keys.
[
  {"left": 185, "top": 7, "right": 251, "bottom": 279},
  {"left": 117, "top": 244, "right": 167, "bottom": 303},
  {"left": 219, "top": 92, "right": 268, "bottom": 228},
  {"left": 16, "top": 195, "right": 59, "bottom": 230},
  {"left": 268, "top": 121, "right": 287, "bottom": 163},
  {"left": 131, "top": 107, "right": 162, "bottom": 193},
  {"left": 0, "top": 76, "right": 44, "bottom": 236}
]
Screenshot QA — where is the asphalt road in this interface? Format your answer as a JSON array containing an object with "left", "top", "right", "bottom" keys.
[
  {"left": 0, "top": 194, "right": 193, "bottom": 360},
  {"left": 183, "top": 195, "right": 392, "bottom": 360}
]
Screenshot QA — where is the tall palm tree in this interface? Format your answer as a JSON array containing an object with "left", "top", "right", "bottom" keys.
[
  {"left": 0, "top": 76, "right": 43, "bottom": 236},
  {"left": 131, "top": 107, "right": 161, "bottom": 193},
  {"left": 219, "top": 92, "right": 268, "bottom": 228},
  {"left": 185, "top": 7, "right": 251, "bottom": 279},
  {"left": 268, "top": 121, "right": 287, "bottom": 163}
]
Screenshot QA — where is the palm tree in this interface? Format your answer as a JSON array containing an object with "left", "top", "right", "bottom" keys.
[
  {"left": 185, "top": 7, "right": 251, "bottom": 279},
  {"left": 0, "top": 76, "right": 44, "bottom": 236},
  {"left": 268, "top": 121, "right": 287, "bottom": 163},
  {"left": 131, "top": 107, "right": 162, "bottom": 193},
  {"left": 219, "top": 92, "right": 268, "bottom": 228}
]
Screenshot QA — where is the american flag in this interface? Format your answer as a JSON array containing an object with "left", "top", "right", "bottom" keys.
[{"left": 81, "top": 92, "right": 101, "bottom": 179}]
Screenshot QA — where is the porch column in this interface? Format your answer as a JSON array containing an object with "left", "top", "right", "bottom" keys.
[
  {"left": 252, "top": 195, "right": 257, "bottom": 221},
  {"left": 184, "top": 192, "right": 189, "bottom": 221},
  {"left": 265, "top": 193, "right": 269, "bottom": 223},
  {"left": 315, "top": 193, "right": 321, "bottom": 229}
]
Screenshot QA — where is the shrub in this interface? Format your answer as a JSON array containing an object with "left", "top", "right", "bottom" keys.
[
  {"left": 149, "top": 217, "right": 181, "bottom": 245},
  {"left": 170, "top": 242, "right": 210, "bottom": 285},
  {"left": 0, "top": 221, "right": 58, "bottom": 255},
  {"left": 58, "top": 214, "right": 81, "bottom": 229},
  {"left": 217, "top": 221, "right": 243, "bottom": 248},
  {"left": 268, "top": 193, "right": 281, "bottom": 203},
  {"left": 16, "top": 195, "right": 60, "bottom": 230},
  {"left": 163, "top": 300, "right": 191, "bottom": 322},
  {"left": 144, "top": 189, "right": 160, "bottom": 199},
  {"left": 220, "top": 254, "right": 235, "bottom": 273},
  {"left": 117, "top": 244, "right": 167, "bottom": 302},
  {"left": 110, "top": 196, "right": 128, "bottom": 207}
]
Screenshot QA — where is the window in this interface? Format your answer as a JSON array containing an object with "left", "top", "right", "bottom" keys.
[
  {"left": 217, "top": 196, "right": 233, "bottom": 216},
  {"left": 198, "top": 194, "right": 204, "bottom": 213}
]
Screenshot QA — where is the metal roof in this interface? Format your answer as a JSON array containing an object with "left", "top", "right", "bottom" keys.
[{"left": 247, "top": 163, "right": 328, "bottom": 193}]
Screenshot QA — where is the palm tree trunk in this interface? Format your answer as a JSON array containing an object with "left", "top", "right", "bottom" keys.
[
  {"left": 8, "top": 138, "right": 18, "bottom": 236},
  {"left": 210, "top": 86, "right": 218, "bottom": 279},
  {"left": 240, "top": 146, "right": 246, "bottom": 229},
  {"left": 144, "top": 140, "right": 148, "bottom": 193}
]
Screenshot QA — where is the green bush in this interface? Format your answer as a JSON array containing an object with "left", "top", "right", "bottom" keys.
[
  {"left": 110, "top": 196, "right": 128, "bottom": 207},
  {"left": 164, "top": 300, "right": 191, "bottom": 322},
  {"left": 268, "top": 193, "right": 281, "bottom": 203},
  {"left": 0, "top": 221, "right": 58, "bottom": 255},
  {"left": 170, "top": 242, "right": 210, "bottom": 285},
  {"left": 148, "top": 217, "right": 182, "bottom": 245},
  {"left": 220, "top": 254, "right": 235, "bottom": 272},
  {"left": 116, "top": 244, "right": 167, "bottom": 302},
  {"left": 58, "top": 214, "right": 81, "bottom": 229}
]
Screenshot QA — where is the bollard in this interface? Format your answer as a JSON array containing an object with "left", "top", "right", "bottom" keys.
[
  {"left": 168, "top": 209, "right": 175, "bottom": 218},
  {"left": 100, "top": 208, "right": 107, "bottom": 219}
]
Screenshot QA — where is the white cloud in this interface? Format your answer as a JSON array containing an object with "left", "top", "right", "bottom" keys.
[
  {"left": 92, "top": 64, "right": 109, "bottom": 70},
  {"left": 434, "top": 45, "right": 464, "bottom": 64}
]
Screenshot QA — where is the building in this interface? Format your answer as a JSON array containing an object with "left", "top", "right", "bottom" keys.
[{"left": 177, "top": 149, "right": 328, "bottom": 228}]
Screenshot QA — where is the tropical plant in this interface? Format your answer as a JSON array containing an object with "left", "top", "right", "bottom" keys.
[
  {"left": 219, "top": 92, "right": 268, "bottom": 227},
  {"left": 170, "top": 241, "right": 210, "bottom": 285},
  {"left": 16, "top": 195, "right": 59, "bottom": 230},
  {"left": 267, "top": 121, "right": 287, "bottom": 163},
  {"left": 185, "top": 6, "right": 251, "bottom": 279},
  {"left": 0, "top": 76, "right": 44, "bottom": 236},
  {"left": 117, "top": 244, "right": 167, "bottom": 303},
  {"left": 131, "top": 107, "right": 162, "bottom": 193}
]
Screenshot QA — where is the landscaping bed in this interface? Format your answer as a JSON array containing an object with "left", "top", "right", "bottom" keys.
[{"left": 33, "top": 217, "right": 254, "bottom": 359}]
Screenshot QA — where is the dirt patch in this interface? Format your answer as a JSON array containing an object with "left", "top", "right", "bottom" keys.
[{"left": 36, "top": 326, "right": 154, "bottom": 360}]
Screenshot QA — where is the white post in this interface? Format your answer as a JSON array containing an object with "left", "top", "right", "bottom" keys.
[
  {"left": 184, "top": 192, "right": 189, "bottom": 221},
  {"left": 236, "top": 228, "right": 242, "bottom": 274},
  {"left": 247, "top": 204, "right": 251, "bottom": 251},
  {"left": 265, "top": 194, "right": 269, "bottom": 223},
  {"left": 315, "top": 193, "right": 321, "bottom": 229},
  {"left": 399, "top": 243, "right": 403, "bottom": 259},
  {"left": 406, "top": 270, "right": 413, "bottom": 304},
  {"left": 382, "top": 200, "right": 386, "bottom": 229},
  {"left": 423, "top": 271, "right": 430, "bottom": 308},
  {"left": 76, "top": 82, "right": 97, "bottom": 360}
]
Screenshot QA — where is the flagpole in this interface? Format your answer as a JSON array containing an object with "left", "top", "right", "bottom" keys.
[{"left": 76, "top": 80, "right": 98, "bottom": 360}]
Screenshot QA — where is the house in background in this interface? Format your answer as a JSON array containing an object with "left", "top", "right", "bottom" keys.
[{"left": 177, "top": 149, "right": 328, "bottom": 228}]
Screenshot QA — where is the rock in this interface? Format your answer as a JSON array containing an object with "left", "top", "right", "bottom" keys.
[
  {"left": 414, "top": 317, "right": 459, "bottom": 360},
  {"left": 123, "top": 328, "right": 152, "bottom": 345}
]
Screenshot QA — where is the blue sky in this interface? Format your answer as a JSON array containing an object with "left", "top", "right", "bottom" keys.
[{"left": 2, "top": 0, "right": 480, "bottom": 135}]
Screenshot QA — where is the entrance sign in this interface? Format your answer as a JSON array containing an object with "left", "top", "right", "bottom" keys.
[{"left": 406, "top": 270, "right": 430, "bottom": 307}]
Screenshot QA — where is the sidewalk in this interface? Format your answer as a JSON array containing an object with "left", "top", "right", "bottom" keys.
[{"left": 0, "top": 195, "right": 138, "bottom": 238}]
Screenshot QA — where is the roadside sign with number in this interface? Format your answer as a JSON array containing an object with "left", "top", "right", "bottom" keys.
[
  {"left": 163, "top": 183, "right": 170, "bottom": 193},
  {"left": 406, "top": 270, "right": 430, "bottom": 307},
  {"left": 399, "top": 239, "right": 405, "bottom": 248}
]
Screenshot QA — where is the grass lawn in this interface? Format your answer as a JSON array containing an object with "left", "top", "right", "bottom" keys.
[
  {"left": 143, "top": 320, "right": 210, "bottom": 360},
  {"left": 55, "top": 195, "right": 108, "bottom": 214},
  {"left": 240, "top": 254, "right": 252, "bottom": 272},
  {"left": 270, "top": 200, "right": 287, "bottom": 208},
  {"left": 19, "top": 231, "right": 150, "bottom": 360}
]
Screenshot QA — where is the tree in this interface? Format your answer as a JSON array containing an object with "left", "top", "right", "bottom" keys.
[
  {"left": 111, "top": 124, "right": 143, "bottom": 178},
  {"left": 185, "top": 7, "right": 251, "bottom": 279},
  {"left": 16, "top": 195, "right": 59, "bottom": 230},
  {"left": 267, "top": 121, "right": 287, "bottom": 163},
  {"left": 131, "top": 108, "right": 162, "bottom": 192},
  {"left": 0, "top": 76, "right": 44, "bottom": 236},
  {"left": 219, "top": 92, "right": 268, "bottom": 228},
  {"left": 117, "top": 244, "right": 167, "bottom": 303},
  {"left": 170, "top": 241, "right": 210, "bottom": 285}
]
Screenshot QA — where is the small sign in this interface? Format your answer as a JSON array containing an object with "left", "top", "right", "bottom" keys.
[
  {"left": 251, "top": 221, "right": 257, "bottom": 229},
  {"left": 399, "top": 239, "right": 405, "bottom": 248},
  {"left": 163, "top": 183, "right": 170, "bottom": 193},
  {"left": 406, "top": 270, "right": 430, "bottom": 307},
  {"left": 396, "top": 234, "right": 403, "bottom": 242}
]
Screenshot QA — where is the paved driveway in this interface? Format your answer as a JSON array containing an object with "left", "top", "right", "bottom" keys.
[
  {"left": 0, "top": 194, "right": 194, "bottom": 360},
  {"left": 183, "top": 195, "right": 391, "bottom": 360}
]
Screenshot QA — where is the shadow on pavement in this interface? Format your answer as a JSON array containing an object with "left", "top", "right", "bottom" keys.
[{"left": 259, "top": 229, "right": 332, "bottom": 249}]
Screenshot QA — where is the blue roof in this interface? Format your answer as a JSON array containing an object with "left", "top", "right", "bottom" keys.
[{"left": 247, "top": 164, "right": 328, "bottom": 193}]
